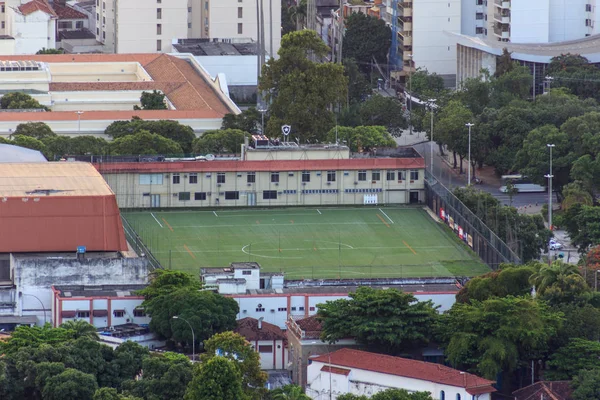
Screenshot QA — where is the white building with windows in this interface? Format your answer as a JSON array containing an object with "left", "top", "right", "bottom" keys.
[{"left": 306, "top": 348, "right": 496, "bottom": 400}]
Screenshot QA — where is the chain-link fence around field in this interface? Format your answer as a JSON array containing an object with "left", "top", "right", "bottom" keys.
[
  {"left": 425, "top": 170, "right": 522, "bottom": 269},
  {"left": 122, "top": 216, "right": 163, "bottom": 270}
]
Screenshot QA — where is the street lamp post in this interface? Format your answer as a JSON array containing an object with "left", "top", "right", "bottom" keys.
[
  {"left": 76, "top": 111, "right": 84, "bottom": 133},
  {"left": 408, "top": 54, "right": 413, "bottom": 135},
  {"left": 173, "top": 316, "right": 195, "bottom": 362},
  {"left": 428, "top": 99, "right": 436, "bottom": 173},
  {"left": 258, "top": 108, "right": 266, "bottom": 134},
  {"left": 546, "top": 144, "right": 555, "bottom": 231},
  {"left": 465, "top": 123, "right": 474, "bottom": 186},
  {"left": 20, "top": 292, "right": 46, "bottom": 325}
]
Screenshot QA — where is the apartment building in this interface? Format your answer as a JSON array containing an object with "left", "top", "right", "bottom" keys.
[{"left": 96, "top": 0, "right": 280, "bottom": 56}]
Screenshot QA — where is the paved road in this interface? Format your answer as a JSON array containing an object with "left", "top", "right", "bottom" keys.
[{"left": 413, "top": 142, "right": 557, "bottom": 208}]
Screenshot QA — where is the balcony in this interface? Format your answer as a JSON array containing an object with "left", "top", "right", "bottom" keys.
[
  {"left": 400, "top": 6, "right": 412, "bottom": 17},
  {"left": 400, "top": 35, "right": 412, "bottom": 46},
  {"left": 403, "top": 51, "right": 413, "bottom": 61},
  {"left": 493, "top": 12, "right": 510, "bottom": 23},
  {"left": 494, "top": 0, "right": 510, "bottom": 8},
  {"left": 493, "top": 25, "right": 510, "bottom": 39}
]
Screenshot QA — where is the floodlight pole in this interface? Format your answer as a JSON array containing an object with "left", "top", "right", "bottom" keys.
[
  {"left": 465, "top": 123, "right": 474, "bottom": 185},
  {"left": 408, "top": 54, "right": 413, "bottom": 135},
  {"left": 428, "top": 99, "right": 436, "bottom": 173},
  {"left": 546, "top": 144, "right": 555, "bottom": 231}
]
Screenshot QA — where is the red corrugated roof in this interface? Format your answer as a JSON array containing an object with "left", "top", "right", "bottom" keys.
[
  {"left": 95, "top": 158, "right": 425, "bottom": 174},
  {"left": 312, "top": 349, "right": 495, "bottom": 393},
  {"left": 0, "top": 163, "right": 127, "bottom": 253}
]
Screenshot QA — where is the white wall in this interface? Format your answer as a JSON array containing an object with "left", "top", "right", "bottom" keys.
[
  {"left": 11, "top": 9, "right": 56, "bottom": 55},
  {"left": 510, "top": 0, "right": 550, "bottom": 43},
  {"left": 307, "top": 360, "right": 491, "bottom": 400},
  {"left": 549, "top": 0, "right": 588, "bottom": 42},
  {"left": 233, "top": 292, "right": 456, "bottom": 329},
  {"left": 412, "top": 0, "right": 461, "bottom": 76},
  {"left": 113, "top": 0, "right": 188, "bottom": 53},
  {"left": 58, "top": 297, "right": 150, "bottom": 328},
  {"left": 193, "top": 55, "right": 258, "bottom": 86},
  {"left": 251, "top": 338, "right": 287, "bottom": 370},
  {"left": 209, "top": 0, "right": 281, "bottom": 57}
]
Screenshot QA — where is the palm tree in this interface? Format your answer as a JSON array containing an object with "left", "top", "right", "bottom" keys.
[
  {"left": 289, "top": 0, "right": 307, "bottom": 31},
  {"left": 529, "top": 261, "right": 582, "bottom": 295},
  {"left": 271, "top": 384, "right": 311, "bottom": 400},
  {"left": 60, "top": 320, "right": 99, "bottom": 340}
]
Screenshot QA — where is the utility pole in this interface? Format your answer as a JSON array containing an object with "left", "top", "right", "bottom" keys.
[
  {"left": 466, "top": 123, "right": 474, "bottom": 186},
  {"left": 408, "top": 54, "right": 413, "bottom": 135},
  {"left": 336, "top": 0, "right": 344, "bottom": 64},
  {"left": 546, "top": 144, "right": 555, "bottom": 231},
  {"left": 428, "top": 99, "right": 436, "bottom": 173}
]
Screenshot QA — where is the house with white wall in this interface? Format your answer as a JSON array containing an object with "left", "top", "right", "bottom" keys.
[
  {"left": 7, "top": 0, "right": 57, "bottom": 54},
  {"left": 234, "top": 317, "right": 287, "bottom": 370},
  {"left": 306, "top": 348, "right": 496, "bottom": 400}
]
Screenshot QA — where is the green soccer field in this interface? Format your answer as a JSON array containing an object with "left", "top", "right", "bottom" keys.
[{"left": 122, "top": 207, "right": 490, "bottom": 279}]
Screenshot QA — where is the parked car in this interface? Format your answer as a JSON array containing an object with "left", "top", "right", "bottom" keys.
[{"left": 549, "top": 240, "right": 563, "bottom": 250}]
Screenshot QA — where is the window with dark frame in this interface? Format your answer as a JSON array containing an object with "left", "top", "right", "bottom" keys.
[
  {"left": 358, "top": 170, "right": 367, "bottom": 181},
  {"left": 225, "top": 191, "right": 239, "bottom": 200},
  {"left": 302, "top": 171, "right": 310, "bottom": 182},
  {"left": 189, "top": 173, "right": 198, "bottom": 184},
  {"left": 386, "top": 171, "right": 395, "bottom": 181},
  {"left": 271, "top": 172, "right": 279, "bottom": 183},
  {"left": 372, "top": 170, "right": 381, "bottom": 181},
  {"left": 327, "top": 171, "right": 336, "bottom": 182},
  {"left": 113, "top": 310, "right": 125, "bottom": 318},
  {"left": 247, "top": 172, "right": 256, "bottom": 183},
  {"left": 217, "top": 172, "right": 226, "bottom": 184},
  {"left": 77, "top": 311, "right": 90, "bottom": 318},
  {"left": 178, "top": 192, "right": 190, "bottom": 201},
  {"left": 172, "top": 174, "right": 180, "bottom": 185},
  {"left": 410, "top": 170, "right": 419, "bottom": 181},
  {"left": 263, "top": 190, "right": 277, "bottom": 200},
  {"left": 195, "top": 192, "right": 206, "bottom": 200}
]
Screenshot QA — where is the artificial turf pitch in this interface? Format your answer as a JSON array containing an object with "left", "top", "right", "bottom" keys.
[{"left": 123, "top": 207, "right": 489, "bottom": 279}]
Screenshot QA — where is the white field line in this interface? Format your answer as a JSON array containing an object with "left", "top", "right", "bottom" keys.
[
  {"left": 213, "top": 211, "right": 218, "bottom": 217},
  {"left": 150, "top": 213, "right": 163, "bottom": 228},
  {"left": 317, "top": 209, "right": 322, "bottom": 215},
  {"left": 379, "top": 208, "right": 394, "bottom": 224}
]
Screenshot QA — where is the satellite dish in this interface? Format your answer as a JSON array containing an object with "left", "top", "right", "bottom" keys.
[{"left": 206, "top": 154, "right": 215, "bottom": 161}]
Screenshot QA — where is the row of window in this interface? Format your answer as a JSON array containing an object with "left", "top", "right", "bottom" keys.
[
  {"left": 173, "top": 188, "right": 404, "bottom": 201},
  {"left": 69, "top": 309, "right": 146, "bottom": 319},
  {"left": 344, "top": 188, "right": 384, "bottom": 193},
  {"left": 301, "top": 189, "right": 339, "bottom": 194},
  {"left": 255, "top": 306, "right": 315, "bottom": 312},
  {"left": 161, "top": 170, "right": 420, "bottom": 185}
]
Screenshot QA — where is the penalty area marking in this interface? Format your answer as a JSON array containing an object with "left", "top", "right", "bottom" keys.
[{"left": 151, "top": 213, "right": 163, "bottom": 228}]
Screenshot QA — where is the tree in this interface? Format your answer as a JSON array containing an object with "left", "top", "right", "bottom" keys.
[
  {"left": 0, "top": 92, "right": 48, "bottom": 110},
  {"left": 434, "top": 100, "right": 475, "bottom": 172},
  {"left": 495, "top": 48, "right": 514, "bottom": 77},
  {"left": 14, "top": 122, "right": 56, "bottom": 140},
  {"left": 338, "top": 389, "right": 433, "bottom": 400},
  {"left": 410, "top": 69, "right": 447, "bottom": 100},
  {"left": 60, "top": 320, "right": 99, "bottom": 340},
  {"left": 344, "top": 58, "right": 372, "bottom": 105},
  {"left": 135, "top": 90, "right": 167, "bottom": 110},
  {"left": 572, "top": 368, "right": 600, "bottom": 400},
  {"left": 562, "top": 181, "right": 594, "bottom": 210},
  {"left": 192, "top": 129, "right": 249, "bottom": 154},
  {"left": 139, "top": 270, "right": 238, "bottom": 347},
  {"left": 37, "top": 48, "right": 64, "bottom": 54},
  {"left": 105, "top": 119, "right": 195, "bottom": 153},
  {"left": 184, "top": 357, "right": 246, "bottom": 400},
  {"left": 201, "top": 331, "right": 267, "bottom": 399},
  {"left": 358, "top": 95, "right": 407, "bottom": 137},
  {"left": 270, "top": 385, "right": 310, "bottom": 400},
  {"left": 505, "top": 181, "right": 518, "bottom": 206},
  {"left": 221, "top": 108, "right": 261, "bottom": 134},
  {"left": 259, "top": 30, "right": 348, "bottom": 142},
  {"left": 0, "top": 325, "right": 74, "bottom": 356},
  {"left": 317, "top": 287, "right": 438, "bottom": 352},
  {"left": 10, "top": 135, "right": 46, "bottom": 154},
  {"left": 529, "top": 261, "right": 585, "bottom": 296},
  {"left": 121, "top": 353, "right": 192, "bottom": 400},
  {"left": 564, "top": 205, "right": 600, "bottom": 253},
  {"left": 438, "top": 296, "right": 563, "bottom": 379},
  {"left": 455, "top": 263, "right": 536, "bottom": 304},
  {"left": 456, "top": 75, "right": 491, "bottom": 116},
  {"left": 109, "top": 130, "right": 183, "bottom": 155},
  {"left": 342, "top": 13, "right": 392, "bottom": 74},
  {"left": 546, "top": 338, "right": 600, "bottom": 380},
  {"left": 42, "top": 368, "right": 98, "bottom": 400},
  {"left": 326, "top": 125, "right": 395, "bottom": 152}
]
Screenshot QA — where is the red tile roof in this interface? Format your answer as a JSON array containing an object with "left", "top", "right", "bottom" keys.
[
  {"left": 234, "top": 317, "right": 286, "bottom": 341},
  {"left": 18, "top": 0, "right": 57, "bottom": 17},
  {"left": 312, "top": 349, "right": 496, "bottom": 394},
  {"left": 52, "top": 2, "right": 87, "bottom": 19},
  {"left": 295, "top": 315, "right": 323, "bottom": 339},
  {"left": 0, "top": 53, "right": 236, "bottom": 116},
  {"left": 321, "top": 366, "right": 351, "bottom": 376},
  {"left": 94, "top": 157, "right": 425, "bottom": 174},
  {"left": 512, "top": 381, "right": 573, "bottom": 400}
]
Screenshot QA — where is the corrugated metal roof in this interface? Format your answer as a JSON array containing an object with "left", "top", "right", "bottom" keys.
[
  {"left": 0, "top": 162, "right": 128, "bottom": 252},
  {"left": 0, "top": 144, "right": 47, "bottom": 162},
  {"left": 95, "top": 157, "right": 425, "bottom": 174},
  {"left": 0, "top": 162, "right": 113, "bottom": 197}
]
